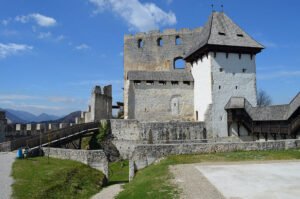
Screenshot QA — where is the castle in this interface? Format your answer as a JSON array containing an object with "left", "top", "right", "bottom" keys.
[
  {"left": 122, "top": 11, "right": 299, "bottom": 139},
  {"left": 75, "top": 11, "right": 299, "bottom": 141}
]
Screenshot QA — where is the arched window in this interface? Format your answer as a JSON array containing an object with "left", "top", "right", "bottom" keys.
[
  {"left": 174, "top": 57, "right": 185, "bottom": 69},
  {"left": 138, "top": 39, "right": 144, "bottom": 48},
  {"left": 157, "top": 38, "right": 163, "bottom": 46},
  {"left": 175, "top": 35, "right": 182, "bottom": 45}
]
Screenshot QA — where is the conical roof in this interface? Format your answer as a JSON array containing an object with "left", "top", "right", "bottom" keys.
[{"left": 185, "top": 12, "right": 264, "bottom": 62}]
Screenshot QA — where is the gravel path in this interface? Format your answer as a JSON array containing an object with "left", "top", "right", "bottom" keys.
[
  {"left": 0, "top": 152, "right": 16, "bottom": 199},
  {"left": 170, "top": 164, "right": 225, "bottom": 199},
  {"left": 91, "top": 184, "right": 124, "bottom": 199}
]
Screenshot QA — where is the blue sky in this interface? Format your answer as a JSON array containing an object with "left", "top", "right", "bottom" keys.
[{"left": 0, "top": 0, "right": 299, "bottom": 116}]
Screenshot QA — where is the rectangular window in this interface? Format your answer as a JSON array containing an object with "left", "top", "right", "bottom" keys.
[
  {"left": 133, "top": 80, "right": 141, "bottom": 85},
  {"left": 171, "top": 81, "right": 179, "bottom": 85},
  {"left": 183, "top": 81, "right": 190, "bottom": 85},
  {"left": 242, "top": 68, "right": 247, "bottom": 73},
  {"left": 158, "top": 81, "right": 166, "bottom": 85},
  {"left": 146, "top": 80, "right": 154, "bottom": 85},
  {"left": 219, "top": 68, "right": 223, "bottom": 72}
]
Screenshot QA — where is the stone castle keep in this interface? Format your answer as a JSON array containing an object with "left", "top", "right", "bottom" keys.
[{"left": 124, "top": 11, "right": 263, "bottom": 137}]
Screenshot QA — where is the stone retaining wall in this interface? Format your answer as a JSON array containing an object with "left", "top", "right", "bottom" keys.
[
  {"left": 110, "top": 119, "right": 206, "bottom": 158},
  {"left": 43, "top": 147, "right": 108, "bottom": 178},
  {"left": 129, "top": 139, "right": 300, "bottom": 180}
]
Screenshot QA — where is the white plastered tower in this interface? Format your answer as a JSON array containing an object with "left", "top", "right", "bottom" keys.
[{"left": 185, "top": 11, "right": 264, "bottom": 137}]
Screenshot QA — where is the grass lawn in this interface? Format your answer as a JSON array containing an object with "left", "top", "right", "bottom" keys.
[
  {"left": 109, "top": 160, "right": 129, "bottom": 185},
  {"left": 12, "top": 157, "right": 106, "bottom": 199},
  {"left": 116, "top": 149, "right": 300, "bottom": 199}
]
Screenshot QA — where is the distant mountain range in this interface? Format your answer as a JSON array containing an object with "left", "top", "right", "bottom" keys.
[{"left": 0, "top": 108, "right": 81, "bottom": 124}]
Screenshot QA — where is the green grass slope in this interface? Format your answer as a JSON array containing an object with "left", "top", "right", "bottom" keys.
[{"left": 12, "top": 157, "right": 106, "bottom": 199}]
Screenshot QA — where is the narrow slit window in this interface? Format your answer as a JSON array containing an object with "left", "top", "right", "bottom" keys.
[
  {"left": 138, "top": 39, "right": 144, "bottom": 48},
  {"left": 146, "top": 80, "right": 154, "bottom": 85},
  {"left": 218, "top": 32, "right": 226, "bottom": 36},
  {"left": 219, "top": 85, "right": 221, "bottom": 89},
  {"left": 237, "top": 34, "right": 244, "bottom": 37},
  {"left": 242, "top": 68, "right": 247, "bottom": 73},
  {"left": 219, "top": 68, "right": 223, "bottom": 72},
  {"left": 171, "top": 81, "right": 179, "bottom": 85},
  {"left": 158, "top": 81, "right": 166, "bottom": 85},
  {"left": 134, "top": 80, "right": 141, "bottom": 85},
  {"left": 175, "top": 35, "right": 182, "bottom": 45},
  {"left": 157, "top": 38, "right": 163, "bottom": 46}
]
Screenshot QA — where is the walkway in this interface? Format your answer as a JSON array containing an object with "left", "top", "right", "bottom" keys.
[
  {"left": 0, "top": 152, "right": 15, "bottom": 199},
  {"left": 171, "top": 161, "right": 300, "bottom": 199},
  {"left": 91, "top": 184, "right": 124, "bottom": 199}
]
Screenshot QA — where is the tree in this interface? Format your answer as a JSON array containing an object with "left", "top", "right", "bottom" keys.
[{"left": 257, "top": 89, "right": 272, "bottom": 107}]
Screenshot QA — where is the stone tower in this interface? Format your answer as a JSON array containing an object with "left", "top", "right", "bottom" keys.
[
  {"left": 0, "top": 111, "right": 7, "bottom": 142},
  {"left": 123, "top": 28, "right": 203, "bottom": 119},
  {"left": 184, "top": 12, "right": 264, "bottom": 137}
]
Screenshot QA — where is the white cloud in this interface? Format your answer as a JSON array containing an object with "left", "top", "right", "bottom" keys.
[
  {"left": 89, "top": 0, "right": 177, "bottom": 32},
  {"left": 0, "top": 43, "right": 33, "bottom": 59},
  {"left": 48, "top": 97, "right": 78, "bottom": 103},
  {"left": 38, "top": 31, "right": 52, "bottom": 39},
  {"left": 258, "top": 70, "right": 300, "bottom": 80},
  {"left": 56, "top": 35, "right": 65, "bottom": 41},
  {"left": 0, "top": 94, "right": 39, "bottom": 100},
  {"left": 75, "top": 43, "right": 90, "bottom": 50},
  {"left": 1, "top": 18, "right": 12, "bottom": 26},
  {"left": 15, "top": 13, "right": 57, "bottom": 27},
  {"left": 69, "top": 79, "right": 122, "bottom": 86}
]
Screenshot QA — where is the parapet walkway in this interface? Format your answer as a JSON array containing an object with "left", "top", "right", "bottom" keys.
[{"left": 0, "top": 122, "right": 100, "bottom": 152}]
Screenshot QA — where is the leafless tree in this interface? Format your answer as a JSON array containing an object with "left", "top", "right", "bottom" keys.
[{"left": 257, "top": 89, "right": 272, "bottom": 107}]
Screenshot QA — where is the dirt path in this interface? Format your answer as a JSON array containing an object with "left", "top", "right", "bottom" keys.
[
  {"left": 170, "top": 164, "right": 225, "bottom": 199},
  {"left": 91, "top": 184, "right": 124, "bottom": 199},
  {"left": 0, "top": 152, "right": 16, "bottom": 199}
]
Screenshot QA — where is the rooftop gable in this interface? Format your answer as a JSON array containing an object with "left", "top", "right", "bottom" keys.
[{"left": 185, "top": 12, "right": 264, "bottom": 62}]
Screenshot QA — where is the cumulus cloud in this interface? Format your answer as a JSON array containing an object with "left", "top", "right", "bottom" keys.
[
  {"left": 15, "top": 13, "right": 57, "bottom": 27},
  {"left": 0, "top": 43, "right": 33, "bottom": 59},
  {"left": 75, "top": 43, "right": 90, "bottom": 50},
  {"left": 89, "top": 0, "right": 177, "bottom": 32}
]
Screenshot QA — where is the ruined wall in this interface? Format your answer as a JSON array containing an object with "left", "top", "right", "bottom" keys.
[
  {"left": 124, "top": 28, "right": 203, "bottom": 118},
  {"left": 129, "top": 80, "right": 194, "bottom": 121},
  {"left": 110, "top": 119, "right": 205, "bottom": 158},
  {"left": 79, "top": 85, "right": 112, "bottom": 123},
  {"left": 129, "top": 139, "right": 300, "bottom": 180},
  {"left": 0, "top": 111, "right": 7, "bottom": 142},
  {"left": 43, "top": 147, "right": 108, "bottom": 178}
]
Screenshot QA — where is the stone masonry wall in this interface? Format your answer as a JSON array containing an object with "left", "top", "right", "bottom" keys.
[
  {"left": 110, "top": 119, "right": 205, "bottom": 158},
  {"left": 43, "top": 147, "right": 108, "bottom": 178},
  {"left": 124, "top": 28, "right": 202, "bottom": 118},
  {"left": 129, "top": 139, "right": 300, "bottom": 180},
  {"left": 129, "top": 80, "right": 194, "bottom": 121}
]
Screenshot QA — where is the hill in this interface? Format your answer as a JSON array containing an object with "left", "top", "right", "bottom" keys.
[{"left": 55, "top": 111, "right": 81, "bottom": 123}]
